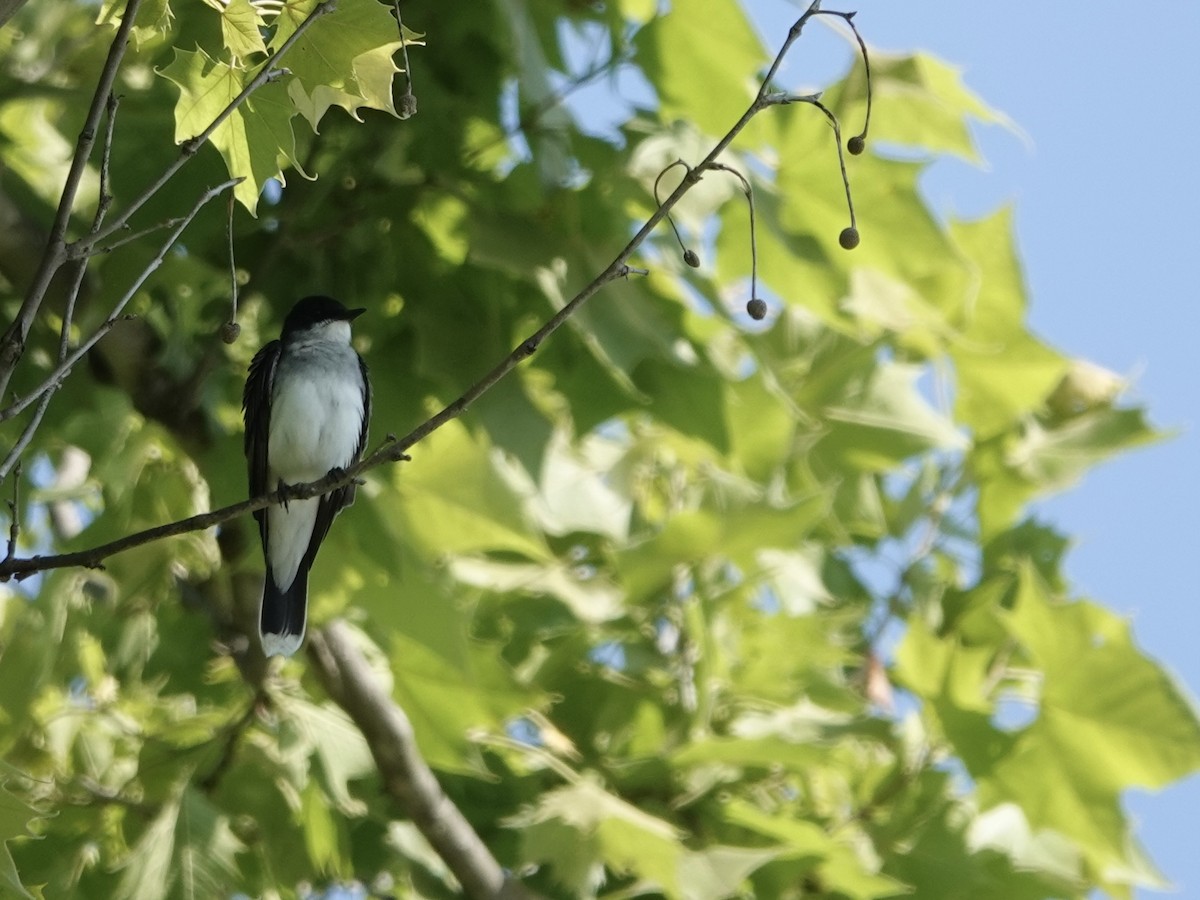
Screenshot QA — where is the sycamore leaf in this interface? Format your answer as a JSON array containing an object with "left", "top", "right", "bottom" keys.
[
  {"left": 616, "top": 492, "right": 827, "bottom": 604},
  {"left": 115, "top": 784, "right": 242, "bottom": 900},
  {"left": 220, "top": 0, "right": 267, "bottom": 60},
  {"left": 826, "top": 50, "right": 1017, "bottom": 164},
  {"left": 973, "top": 405, "right": 1160, "bottom": 540},
  {"left": 817, "top": 360, "right": 968, "bottom": 472},
  {"left": 0, "top": 782, "right": 40, "bottom": 900},
  {"left": 978, "top": 565, "right": 1200, "bottom": 873},
  {"left": 507, "top": 776, "right": 684, "bottom": 896},
  {"left": 271, "top": 0, "right": 415, "bottom": 130},
  {"left": 949, "top": 210, "right": 1068, "bottom": 437},
  {"left": 723, "top": 799, "right": 908, "bottom": 899},
  {"left": 158, "top": 48, "right": 304, "bottom": 213},
  {"left": 96, "top": 0, "right": 172, "bottom": 45},
  {"left": 395, "top": 418, "right": 551, "bottom": 563},
  {"left": 634, "top": 0, "right": 766, "bottom": 140},
  {"left": 274, "top": 693, "right": 374, "bottom": 815},
  {"left": 679, "top": 845, "right": 781, "bottom": 900}
]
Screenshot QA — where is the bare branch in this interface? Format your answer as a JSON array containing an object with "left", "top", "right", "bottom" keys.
[
  {"left": 308, "top": 621, "right": 542, "bottom": 900},
  {"left": 4, "top": 461, "right": 19, "bottom": 561},
  {"left": 0, "top": 178, "right": 242, "bottom": 428},
  {"left": 0, "top": 0, "right": 142, "bottom": 397},
  {"left": 0, "top": 0, "right": 31, "bottom": 29},
  {"left": 0, "top": 93, "right": 123, "bottom": 482}
]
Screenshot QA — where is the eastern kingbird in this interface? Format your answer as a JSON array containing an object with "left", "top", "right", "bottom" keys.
[{"left": 242, "top": 295, "right": 371, "bottom": 657}]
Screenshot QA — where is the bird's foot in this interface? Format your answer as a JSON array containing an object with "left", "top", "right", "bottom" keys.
[{"left": 276, "top": 478, "right": 299, "bottom": 511}]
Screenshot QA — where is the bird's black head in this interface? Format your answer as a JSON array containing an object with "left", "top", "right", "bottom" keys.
[{"left": 281, "top": 295, "right": 366, "bottom": 337}]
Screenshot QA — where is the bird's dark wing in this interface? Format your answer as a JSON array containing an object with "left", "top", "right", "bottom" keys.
[
  {"left": 243, "top": 340, "right": 280, "bottom": 543},
  {"left": 301, "top": 353, "right": 371, "bottom": 570},
  {"left": 356, "top": 353, "right": 371, "bottom": 462}
]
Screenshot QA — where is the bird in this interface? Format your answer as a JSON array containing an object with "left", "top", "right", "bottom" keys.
[{"left": 242, "top": 295, "right": 371, "bottom": 657}]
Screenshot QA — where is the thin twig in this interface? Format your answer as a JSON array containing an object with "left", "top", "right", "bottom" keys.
[
  {"left": 0, "top": 392, "right": 53, "bottom": 483},
  {"left": 0, "top": 1, "right": 851, "bottom": 584},
  {"left": 710, "top": 162, "right": 758, "bottom": 305},
  {"left": 91, "top": 216, "right": 185, "bottom": 256},
  {"left": 813, "top": 9, "right": 872, "bottom": 144},
  {"left": 0, "top": 93, "right": 123, "bottom": 481},
  {"left": 653, "top": 159, "right": 695, "bottom": 263},
  {"left": 779, "top": 94, "right": 856, "bottom": 229},
  {"left": 226, "top": 193, "right": 238, "bottom": 321},
  {"left": 0, "top": 178, "right": 242, "bottom": 426},
  {"left": 4, "top": 461, "right": 20, "bottom": 561},
  {"left": 391, "top": 0, "right": 417, "bottom": 118},
  {"left": 0, "top": 0, "right": 142, "bottom": 398}
]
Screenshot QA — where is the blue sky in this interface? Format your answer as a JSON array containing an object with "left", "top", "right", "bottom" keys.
[{"left": 740, "top": 1, "right": 1200, "bottom": 893}]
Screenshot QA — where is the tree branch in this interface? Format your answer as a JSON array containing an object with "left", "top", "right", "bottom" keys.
[
  {"left": 307, "top": 621, "right": 541, "bottom": 900},
  {"left": 0, "top": 0, "right": 334, "bottom": 399},
  {"left": 0, "top": 93, "right": 122, "bottom": 480},
  {"left": 0, "top": 0, "right": 142, "bottom": 398},
  {"left": 0, "top": 177, "right": 243, "bottom": 430},
  {"left": 0, "top": 1, "right": 852, "bottom": 587}
]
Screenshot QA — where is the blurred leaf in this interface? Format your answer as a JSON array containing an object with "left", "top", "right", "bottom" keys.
[
  {"left": 115, "top": 784, "right": 242, "bottom": 900},
  {"left": 508, "top": 775, "right": 683, "bottom": 895},
  {"left": 634, "top": 0, "right": 765, "bottom": 139},
  {"left": 817, "top": 360, "right": 967, "bottom": 472},
  {"left": 949, "top": 210, "right": 1067, "bottom": 437},
  {"left": 828, "top": 51, "right": 1015, "bottom": 163},
  {"left": 0, "top": 782, "right": 41, "bottom": 900},
  {"left": 979, "top": 565, "right": 1200, "bottom": 871},
  {"left": 396, "top": 418, "right": 550, "bottom": 562}
]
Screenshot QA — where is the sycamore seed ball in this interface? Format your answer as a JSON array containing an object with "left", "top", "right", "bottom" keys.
[
  {"left": 683, "top": 249, "right": 700, "bottom": 268},
  {"left": 746, "top": 297, "right": 768, "bottom": 320},
  {"left": 847, "top": 135, "right": 866, "bottom": 155},
  {"left": 838, "top": 226, "right": 860, "bottom": 250},
  {"left": 219, "top": 321, "right": 241, "bottom": 344}
]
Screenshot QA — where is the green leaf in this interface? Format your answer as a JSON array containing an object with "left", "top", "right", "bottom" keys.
[
  {"left": 616, "top": 493, "right": 827, "bottom": 604},
  {"left": 274, "top": 692, "right": 374, "bottom": 814},
  {"left": 271, "top": 0, "right": 411, "bottom": 130},
  {"left": 723, "top": 799, "right": 908, "bottom": 899},
  {"left": 973, "top": 405, "right": 1160, "bottom": 540},
  {"left": 978, "top": 565, "right": 1200, "bottom": 872},
  {"left": 634, "top": 0, "right": 766, "bottom": 140},
  {"left": 158, "top": 48, "right": 304, "bottom": 213},
  {"left": 508, "top": 775, "right": 684, "bottom": 896},
  {"left": 826, "top": 51, "right": 1015, "bottom": 164},
  {"left": 679, "top": 845, "right": 781, "bottom": 900},
  {"left": 0, "top": 782, "right": 41, "bottom": 900},
  {"left": 949, "top": 210, "right": 1068, "bottom": 437},
  {"left": 96, "top": 0, "right": 172, "bottom": 45},
  {"left": 115, "top": 784, "right": 242, "bottom": 900},
  {"left": 395, "top": 418, "right": 551, "bottom": 562},
  {"left": 299, "top": 779, "right": 347, "bottom": 876},
  {"left": 220, "top": 0, "right": 267, "bottom": 60},
  {"left": 815, "top": 360, "right": 968, "bottom": 472},
  {"left": 449, "top": 556, "right": 625, "bottom": 624}
]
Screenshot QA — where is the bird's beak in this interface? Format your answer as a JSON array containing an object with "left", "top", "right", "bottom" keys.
[{"left": 344, "top": 307, "right": 367, "bottom": 321}]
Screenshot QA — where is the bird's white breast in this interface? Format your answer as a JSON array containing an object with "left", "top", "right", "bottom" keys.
[{"left": 267, "top": 321, "right": 364, "bottom": 484}]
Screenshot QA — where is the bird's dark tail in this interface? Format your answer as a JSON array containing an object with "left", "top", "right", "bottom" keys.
[{"left": 259, "top": 567, "right": 308, "bottom": 657}]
